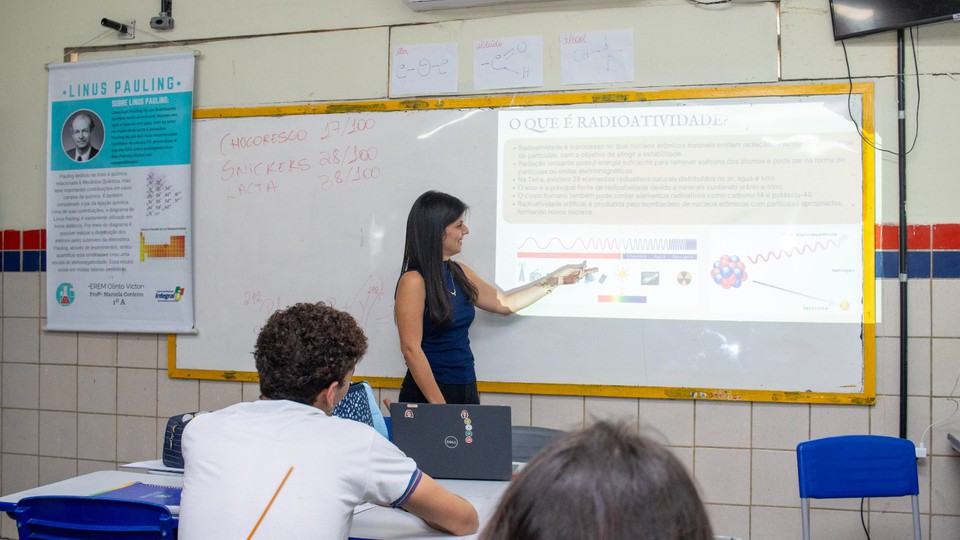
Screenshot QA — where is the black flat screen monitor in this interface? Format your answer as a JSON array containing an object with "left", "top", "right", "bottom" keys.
[{"left": 829, "top": 0, "right": 960, "bottom": 40}]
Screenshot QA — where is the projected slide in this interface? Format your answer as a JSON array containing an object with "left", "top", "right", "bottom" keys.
[{"left": 495, "top": 99, "right": 865, "bottom": 324}]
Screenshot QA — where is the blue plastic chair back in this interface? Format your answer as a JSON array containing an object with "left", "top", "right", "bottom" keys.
[
  {"left": 796, "top": 435, "right": 920, "bottom": 540},
  {"left": 332, "top": 381, "right": 390, "bottom": 439},
  {"left": 14, "top": 495, "right": 175, "bottom": 539},
  {"left": 797, "top": 434, "right": 919, "bottom": 499}
]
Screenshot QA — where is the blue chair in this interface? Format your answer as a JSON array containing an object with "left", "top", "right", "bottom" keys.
[
  {"left": 13, "top": 495, "right": 175, "bottom": 539},
  {"left": 332, "top": 381, "right": 390, "bottom": 439},
  {"left": 796, "top": 435, "right": 921, "bottom": 540}
]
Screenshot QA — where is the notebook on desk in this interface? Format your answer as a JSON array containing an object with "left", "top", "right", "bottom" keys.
[{"left": 389, "top": 403, "right": 513, "bottom": 481}]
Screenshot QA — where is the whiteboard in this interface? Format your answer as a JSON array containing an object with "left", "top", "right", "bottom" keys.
[{"left": 173, "top": 85, "right": 876, "bottom": 404}]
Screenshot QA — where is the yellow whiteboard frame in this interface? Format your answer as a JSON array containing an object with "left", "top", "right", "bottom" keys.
[{"left": 170, "top": 82, "right": 876, "bottom": 405}]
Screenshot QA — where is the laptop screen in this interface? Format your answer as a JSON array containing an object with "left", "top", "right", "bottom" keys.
[{"left": 389, "top": 403, "right": 513, "bottom": 481}]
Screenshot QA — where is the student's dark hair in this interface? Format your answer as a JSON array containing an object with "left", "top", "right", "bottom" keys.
[
  {"left": 400, "top": 190, "right": 478, "bottom": 325},
  {"left": 480, "top": 421, "right": 714, "bottom": 540},
  {"left": 254, "top": 302, "right": 367, "bottom": 405}
]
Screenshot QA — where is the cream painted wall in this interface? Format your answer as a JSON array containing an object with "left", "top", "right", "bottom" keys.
[{"left": 2, "top": 1, "right": 960, "bottom": 538}]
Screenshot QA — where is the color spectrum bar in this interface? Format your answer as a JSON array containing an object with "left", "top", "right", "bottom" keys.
[{"left": 597, "top": 295, "right": 647, "bottom": 303}]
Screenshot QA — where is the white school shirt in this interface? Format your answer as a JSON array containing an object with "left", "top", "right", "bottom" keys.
[{"left": 178, "top": 399, "right": 422, "bottom": 540}]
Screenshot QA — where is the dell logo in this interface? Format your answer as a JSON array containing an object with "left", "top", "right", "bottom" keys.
[{"left": 444, "top": 436, "right": 459, "bottom": 449}]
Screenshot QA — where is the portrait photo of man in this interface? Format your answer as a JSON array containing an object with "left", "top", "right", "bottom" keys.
[{"left": 63, "top": 110, "right": 103, "bottom": 162}]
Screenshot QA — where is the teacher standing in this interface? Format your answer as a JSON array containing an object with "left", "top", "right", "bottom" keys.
[{"left": 395, "top": 191, "right": 591, "bottom": 405}]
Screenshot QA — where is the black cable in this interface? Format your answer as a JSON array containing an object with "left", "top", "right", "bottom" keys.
[
  {"left": 860, "top": 497, "right": 872, "bottom": 540},
  {"left": 840, "top": 28, "right": 921, "bottom": 156}
]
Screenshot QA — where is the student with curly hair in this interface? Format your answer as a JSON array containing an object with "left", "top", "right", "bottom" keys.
[
  {"left": 179, "top": 302, "right": 478, "bottom": 539},
  {"left": 480, "top": 421, "right": 714, "bottom": 540}
]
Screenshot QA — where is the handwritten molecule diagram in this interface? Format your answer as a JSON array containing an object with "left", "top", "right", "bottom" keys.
[
  {"left": 395, "top": 57, "right": 450, "bottom": 79},
  {"left": 572, "top": 36, "right": 625, "bottom": 72},
  {"left": 480, "top": 42, "right": 532, "bottom": 79},
  {"left": 145, "top": 171, "right": 183, "bottom": 218}
]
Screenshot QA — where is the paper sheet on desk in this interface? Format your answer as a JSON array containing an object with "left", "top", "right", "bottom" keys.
[{"left": 120, "top": 460, "right": 184, "bottom": 475}]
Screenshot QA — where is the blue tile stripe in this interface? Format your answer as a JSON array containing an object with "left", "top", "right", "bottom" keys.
[{"left": 3, "top": 232, "right": 959, "bottom": 277}]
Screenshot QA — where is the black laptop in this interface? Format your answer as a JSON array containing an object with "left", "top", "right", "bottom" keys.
[{"left": 389, "top": 403, "right": 513, "bottom": 481}]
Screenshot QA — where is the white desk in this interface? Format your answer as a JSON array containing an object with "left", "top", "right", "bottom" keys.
[
  {"left": 0, "top": 470, "right": 509, "bottom": 540},
  {"left": 349, "top": 479, "right": 508, "bottom": 540}
]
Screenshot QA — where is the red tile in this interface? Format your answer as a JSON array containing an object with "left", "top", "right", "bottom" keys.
[
  {"left": 23, "top": 229, "right": 41, "bottom": 250},
  {"left": 907, "top": 224, "right": 931, "bottom": 250},
  {"left": 933, "top": 224, "right": 960, "bottom": 250},
  {"left": 2, "top": 230, "right": 20, "bottom": 250},
  {"left": 41, "top": 229, "right": 47, "bottom": 249},
  {"left": 876, "top": 224, "right": 899, "bottom": 250}
]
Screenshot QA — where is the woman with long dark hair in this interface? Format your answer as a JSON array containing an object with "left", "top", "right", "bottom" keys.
[
  {"left": 395, "top": 191, "right": 590, "bottom": 404},
  {"left": 480, "top": 422, "right": 714, "bottom": 540}
]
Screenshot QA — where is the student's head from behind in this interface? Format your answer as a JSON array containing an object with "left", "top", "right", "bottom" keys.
[
  {"left": 70, "top": 112, "right": 96, "bottom": 152},
  {"left": 254, "top": 302, "right": 368, "bottom": 411},
  {"left": 481, "top": 421, "right": 713, "bottom": 540},
  {"left": 403, "top": 190, "right": 468, "bottom": 269}
]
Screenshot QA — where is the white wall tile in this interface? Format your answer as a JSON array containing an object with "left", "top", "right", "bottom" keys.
[
  {"left": 117, "top": 415, "right": 159, "bottom": 463},
  {"left": 810, "top": 404, "right": 870, "bottom": 439},
  {"left": 930, "top": 455, "right": 960, "bottom": 515},
  {"left": 2, "top": 317, "right": 39, "bottom": 363},
  {"left": 704, "top": 503, "right": 750, "bottom": 540},
  {"left": 805, "top": 508, "right": 874, "bottom": 540},
  {"left": 695, "top": 447, "right": 751, "bottom": 505},
  {"left": 696, "top": 401, "right": 751, "bottom": 448},
  {"left": 39, "top": 273, "right": 46, "bottom": 320},
  {"left": 77, "top": 413, "right": 116, "bottom": 462},
  {"left": 2, "top": 363, "right": 39, "bottom": 408},
  {"left": 117, "top": 334, "right": 159, "bottom": 369},
  {"left": 157, "top": 335, "right": 170, "bottom": 369},
  {"left": 639, "top": 398, "right": 694, "bottom": 447},
  {"left": 1, "top": 409, "right": 38, "bottom": 454},
  {"left": 870, "top": 394, "right": 930, "bottom": 443},
  {"left": 242, "top": 381, "right": 261, "bottom": 403},
  {"left": 751, "top": 505, "right": 801, "bottom": 540},
  {"left": 753, "top": 402, "right": 809, "bottom": 450},
  {"left": 927, "top": 398, "right": 960, "bottom": 456},
  {"left": 584, "top": 396, "right": 638, "bottom": 429},
  {"left": 868, "top": 510, "right": 930, "bottom": 540},
  {"left": 907, "top": 280, "right": 932, "bottom": 337},
  {"left": 0, "top": 453, "right": 39, "bottom": 502},
  {"left": 157, "top": 375, "right": 199, "bottom": 417},
  {"left": 751, "top": 449, "right": 799, "bottom": 507},
  {"left": 38, "top": 411, "right": 77, "bottom": 458},
  {"left": 199, "top": 380, "right": 244, "bottom": 411},
  {"left": 40, "top": 329, "right": 78, "bottom": 365},
  {"left": 875, "top": 336, "right": 931, "bottom": 396},
  {"left": 931, "top": 337, "right": 960, "bottom": 396},
  {"left": 38, "top": 456, "right": 77, "bottom": 486},
  {"left": 117, "top": 368, "right": 158, "bottom": 416},
  {"left": 931, "top": 515, "right": 960, "bottom": 540},
  {"left": 39, "top": 364, "right": 77, "bottom": 411},
  {"left": 531, "top": 395, "right": 583, "bottom": 430},
  {"left": 2, "top": 272, "right": 39, "bottom": 317},
  {"left": 77, "top": 333, "right": 117, "bottom": 366},
  {"left": 77, "top": 460, "right": 114, "bottom": 475},
  {"left": 77, "top": 366, "right": 116, "bottom": 414}
]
